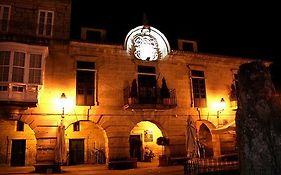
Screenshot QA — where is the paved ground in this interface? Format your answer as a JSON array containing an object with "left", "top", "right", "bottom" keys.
[{"left": 0, "top": 161, "right": 184, "bottom": 175}]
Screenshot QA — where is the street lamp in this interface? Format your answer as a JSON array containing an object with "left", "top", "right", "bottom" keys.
[
  {"left": 60, "top": 93, "right": 67, "bottom": 118},
  {"left": 216, "top": 98, "right": 226, "bottom": 127}
]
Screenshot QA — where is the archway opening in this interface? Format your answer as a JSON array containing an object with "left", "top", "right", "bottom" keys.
[
  {"left": 65, "top": 121, "right": 108, "bottom": 165},
  {"left": 199, "top": 124, "right": 213, "bottom": 158},
  {"left": 0, "top": 120, "right": 36, "bottom": 166},
  {"left": 130, "top": 121, "right": 163, "bottom": 162}
]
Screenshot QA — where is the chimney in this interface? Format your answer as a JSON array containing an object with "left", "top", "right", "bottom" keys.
[
  {"left": 81, "top": 27, "right": 107, "bottom": 42},
  {"left": 178, "top": 39, "right": 198, "bottom": 52}
]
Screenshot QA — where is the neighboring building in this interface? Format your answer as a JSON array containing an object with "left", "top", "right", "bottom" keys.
[{"left": 0, "top": 0, "right": 265, "bottom": 171}]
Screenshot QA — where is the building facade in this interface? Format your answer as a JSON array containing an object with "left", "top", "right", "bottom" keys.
[{"left": 0, "top": 0, "right": 261, "bottom": 170}]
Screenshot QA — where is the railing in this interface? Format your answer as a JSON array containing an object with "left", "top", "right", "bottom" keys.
[
  {"left": 0, "top": 82, "right": 38, "bottom": 107},
  {"left": 184, "top": 158, "right": 239, "bottom": 175},
  {"left": 123, "top": 86, "right": 177, "bottom": 109},
  {"left": 0, "top": 20, "right": 70, "bottom": 43}
]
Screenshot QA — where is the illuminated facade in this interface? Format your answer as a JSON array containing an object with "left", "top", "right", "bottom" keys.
[{"left": 0, "top": 0, "right": 263, "bottom": 171}]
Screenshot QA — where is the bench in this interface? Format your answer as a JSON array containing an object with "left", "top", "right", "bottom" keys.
[
  {"left": 168, "top": 156, "right": 188, "bottom": 165},
  {"left": 34, "top": 163, "right": 61, "bottom": 173},
  {"left": 108, "top": 158, "right": 137, "bottom": 170}
]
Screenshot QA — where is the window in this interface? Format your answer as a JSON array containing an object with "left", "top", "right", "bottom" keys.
[
  {"left": 137, "top": 65, "right": 157, "bottom": 104},
  {"left": 16, "top": 121, "right": 24, "bottom": 131},
  {"left": 0, "top": 50, "right": 43, "bottom": 85},
  {"left": 0, "top": 5, "right": 11, "bottom": 32},
  {"left": 37, "top": 10, "right": 54, "bottom": 36},
  {"left": 0, "top": 51, "right": 10, "bottom": 82},
  {"left": 29, "top": 54, "right": 42, "bottom": 84},
  {"left": 73, "top": 121, "right": 80, "bottom": 131},
  {"left": 191, "top": 70, "right": 207, "bottom": 107},
  {"left": 76, "top": 61, "right": 96, "bottom": 106},
  {"left": 12, "top": 52, "right": 25, "bottom": 83}
]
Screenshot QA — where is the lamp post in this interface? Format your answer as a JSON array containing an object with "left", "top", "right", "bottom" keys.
[
  {"left": 216, "top": 98, "right": 226, "bottom": 127},
  {"left": 55, "top": 93, "right": 67, "bottom": 167}
]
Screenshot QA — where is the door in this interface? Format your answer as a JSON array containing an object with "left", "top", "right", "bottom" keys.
[
  {"left": 129, "top": 135, "right": 142, "bottom": 161},
  {"left": 138, "top": 74, "right": 157, "bottom": 104},
  {"left": 69, "top": 139, "right": 84, "bottom": 165},
  {"left": 11, "top": 139, "right": 26, "bottom": 166}
]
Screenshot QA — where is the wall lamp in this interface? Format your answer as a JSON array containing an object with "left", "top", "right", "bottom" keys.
[
  {"left": 60, "top": 93, "right": 67, "bottom": 117},
  {"left": 216, "top": 98, "right": 226, "bottom": 127}
]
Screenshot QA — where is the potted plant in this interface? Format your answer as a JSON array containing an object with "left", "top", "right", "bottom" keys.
[
  {"left": 157, "top": 136, "right": 170, "bottom": 166},
  {"left": 128, "top": 79, "right": 138, "bottom": 105},
  {"left": 143, "top": 146, "right": 155, "bottom": 162},
  {"left": 160, "top": 77, "right": 171, "bottom": 105}
]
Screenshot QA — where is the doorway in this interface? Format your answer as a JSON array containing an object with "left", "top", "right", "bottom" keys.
[
  {"left": 11, "top": 139, "right": 26, "bottom": 166},
  {"left": 199, "top": 124, "right": 214, "bottom": 158},
  {"left": 69, "top": 139, "right": 84, "bottom": 165},
  {"left": 129, "top": 135, "right": 142, "bottom": 161}
]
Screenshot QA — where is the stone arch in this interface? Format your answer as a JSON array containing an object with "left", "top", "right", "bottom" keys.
[
  {"left": 196, "top": 120, "right": 221, "bottom": 158},
  {"left": 0, "top": 117, "right": 37, "bottom": 166},
  {"left": 129, "top": 120, "right": 164, "bottom": 161},
  {"left": 64, "top": 119, "right": 108, "bottom": 164}
]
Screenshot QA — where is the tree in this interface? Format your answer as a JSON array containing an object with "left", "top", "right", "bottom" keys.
[
  {"left": 236, "top": 61, "right": 281, "bottom": 175},
  {"left": 128, "top": 79, "right": 138, "bottom": 105},
  {"left": 161, "top": 77, "right": 170, "bottom": 98},
  {"left": 130, "top": 79, "right": 138, "bottom": 98}
]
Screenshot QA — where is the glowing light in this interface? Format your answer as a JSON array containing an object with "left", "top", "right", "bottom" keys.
[
  {"left": 54, "top": 93, "right": 74, "bottom": 114},
  {"left": 212, "top": 98, "right": 226, "bottom": 112}
]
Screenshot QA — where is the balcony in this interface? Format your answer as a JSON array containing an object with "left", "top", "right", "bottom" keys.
[
  {"left": 0, "top": 20, "right": 69, "bottom": 44},
  {"left": 0, "top": 83, "right": 38, "bottom": 107},
  {"left": 123, "top": 86, "right": 177, "bottom": 110}
]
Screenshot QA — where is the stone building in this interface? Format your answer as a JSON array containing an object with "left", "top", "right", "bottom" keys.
[{"left": 0, "top": 0, "right": 265, "bottom": 172}]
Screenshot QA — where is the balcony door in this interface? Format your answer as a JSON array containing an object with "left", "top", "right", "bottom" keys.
[{"left": 138, "top": 66, "right": 157, "bottom": 104}]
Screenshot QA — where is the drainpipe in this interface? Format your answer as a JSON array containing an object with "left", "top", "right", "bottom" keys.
[
  {"left": 87, "top": 106, "right": 92, "bottom": 120},
  {"left": 197, "top": 107, "right": 201, "bottom": 121},
  {"left": 187, "top": 65, "right": 194, "bottom": 107}
]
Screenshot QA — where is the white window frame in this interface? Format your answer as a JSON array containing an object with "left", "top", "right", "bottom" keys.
[
  {"left": 0, "top": 4, "right": 11, "bottom": 32},
  {"left": 29, "top": 54, "right": 42, "bottom": 84},
  {"left": 190, "top": 69, "right": 207, "bottom": 108},
  {"left": 0, "top": 42, "right": 48, "bottom": 87},
  {"left": 37, "top": 10, "right": 54, "bottom": 37},
  {"left": 0, "top": 51, "right": 10, "bottom": 82},
  {"left": 12, "top": 52, "right": 26, "bottom": 83},
  {"left": 76, "top": 62, "right": 97, "bottom": 106}
]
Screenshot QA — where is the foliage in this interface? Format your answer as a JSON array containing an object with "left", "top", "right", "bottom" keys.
[
  {"left": 160, "top": 77, "right": 170, "bottom": 98},
  {"left": 229, "top": 83, "right": 237, "bottom": 101},
  {"left": 156, "top": 136, "right": 170, "bottom": 146},
  {"left": 130, "top": 79, "right": 138, "bottom": 98}
]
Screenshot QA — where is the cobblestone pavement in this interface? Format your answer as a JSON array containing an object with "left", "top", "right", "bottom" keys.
[{"left": 0, "top": 161, "right": 184, "bottom": 175}]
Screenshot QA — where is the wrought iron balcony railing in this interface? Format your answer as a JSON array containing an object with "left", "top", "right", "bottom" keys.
[{"left": 123, "top": 86, "right": 177, "bottom": 110}]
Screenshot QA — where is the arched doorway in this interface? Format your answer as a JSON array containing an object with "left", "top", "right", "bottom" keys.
[
  {"left": 0, "top": 119, "right": 36, "bottom": 166},
  {"left": 129, "top": 121, "right": 163, "bottom": 161},
  {"left": 65, "top": 121, "right": 108, "bottom": 165},
  {"left": 198, "top": 124, "right": 213, "bottom": 158}
]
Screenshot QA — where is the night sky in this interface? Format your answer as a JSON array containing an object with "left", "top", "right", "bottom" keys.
[{"left": 70, "top": 1, "right": 280, "bottom": 90}]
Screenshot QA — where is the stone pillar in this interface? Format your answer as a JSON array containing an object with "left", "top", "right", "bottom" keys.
[{"left": 236, "top": 61, "right": 281, "bottom": 175}]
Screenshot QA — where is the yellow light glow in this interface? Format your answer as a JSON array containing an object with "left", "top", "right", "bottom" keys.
[
  {"left": 211, "top": 98, "right": 226, "bottom": 112},
  {"left": 54, "top": 93, "right": 74, "bottom": 114}
]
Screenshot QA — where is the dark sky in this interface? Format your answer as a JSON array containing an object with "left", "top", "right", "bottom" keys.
[{"left": 70, "top": 1, "right": 280, "bottom": 88}]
